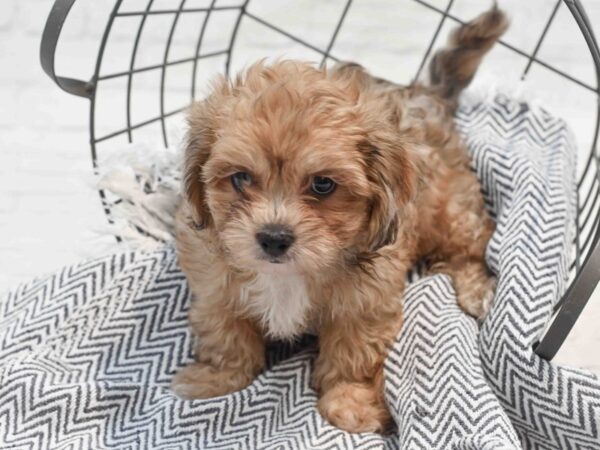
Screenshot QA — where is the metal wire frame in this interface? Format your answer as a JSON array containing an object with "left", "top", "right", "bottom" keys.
[{"left": 40, "top": 0, "right": 600, "bottom": 360}]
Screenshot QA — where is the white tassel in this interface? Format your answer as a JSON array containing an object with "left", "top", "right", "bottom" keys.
[{"left": 95, "top": 141, "right": 184, "bottom": 249}]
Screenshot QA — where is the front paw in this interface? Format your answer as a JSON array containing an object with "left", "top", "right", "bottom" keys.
[
  {"left": 171, "top": 362, "right": 255, "bottom": 399},
  {"left": 318, "top": 381, "right": 391, "bottom": 433}
]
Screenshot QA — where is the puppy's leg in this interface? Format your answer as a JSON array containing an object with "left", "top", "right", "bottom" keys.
[
  {"left": 427, "top": 169, "right": 496, "bottom": 319},
  {"left": 314, "top": 305, "right": 402, "bottom": 433},
  {"left": 172, "top": 211, "right": 265, "bottom": 399},
  {"left": 432, "top": 257, "right": 496, "bottom": 319},
  {"left": 171, "top": 296, "right": 265, "bottom": 399}
]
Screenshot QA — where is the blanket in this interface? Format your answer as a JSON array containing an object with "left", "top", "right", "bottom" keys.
[{"left": 1, "top": 94, "right": 599, "bottom": 450}]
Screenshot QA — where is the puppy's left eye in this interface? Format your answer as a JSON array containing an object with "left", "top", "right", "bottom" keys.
[
  {"left": 311, "top": 176, "right": 336, "bottom": 196},
  {"left": 231, "top": 171, "right": 252, "bottom": 192}
]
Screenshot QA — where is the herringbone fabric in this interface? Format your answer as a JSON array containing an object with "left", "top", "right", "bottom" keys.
[
  {"left": 457, "top": 95, "right": 600, "bottom": 449},
  {"left": 385, "top": 275, "right": 520, "bottom": 449},
  {"left": 1, "top": 95, "right": 598, "bottom": 449}
]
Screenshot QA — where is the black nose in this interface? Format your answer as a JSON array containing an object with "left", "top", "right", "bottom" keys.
[{"left": 256, "top": 225, "right": 295, "bottom": 258}]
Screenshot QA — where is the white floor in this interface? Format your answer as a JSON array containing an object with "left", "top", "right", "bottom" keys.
[{"left": 1, "top": 0, "right": 599, "bottom": 374}]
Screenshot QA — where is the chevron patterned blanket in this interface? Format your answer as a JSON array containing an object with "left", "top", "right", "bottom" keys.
[{"left": 2, "top": 94, "right": 600, "bottom": 450}]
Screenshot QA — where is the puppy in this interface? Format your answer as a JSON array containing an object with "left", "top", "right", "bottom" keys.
[{"left": 172, "top": 6, "right": 507, "bottom": 433}]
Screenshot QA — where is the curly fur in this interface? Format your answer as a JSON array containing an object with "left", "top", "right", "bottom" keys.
[{"left": 172, "top": 6, "right": 508, "bottom": 434}]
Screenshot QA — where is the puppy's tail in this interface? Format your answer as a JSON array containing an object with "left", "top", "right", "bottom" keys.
[{"left": 429, "top": 5, "right": 508, "bottom": 102}]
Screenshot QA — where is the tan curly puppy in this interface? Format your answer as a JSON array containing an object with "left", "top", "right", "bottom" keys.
[{"left": 172, "top": 6, "right": 507, "bottom": 433}]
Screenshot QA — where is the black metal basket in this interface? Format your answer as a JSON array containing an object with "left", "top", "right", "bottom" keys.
[{"left": 40, "top": 0, "right": 600, "bottom": 361}]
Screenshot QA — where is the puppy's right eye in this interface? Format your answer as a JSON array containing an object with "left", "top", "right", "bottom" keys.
[{"left": 231, "top": 171, "right": 252, "bottom": 192}]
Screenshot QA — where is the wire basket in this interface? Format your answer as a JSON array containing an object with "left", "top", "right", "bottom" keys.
[{"left": 40, "top": 0, "right": 600, "bottom": 361}]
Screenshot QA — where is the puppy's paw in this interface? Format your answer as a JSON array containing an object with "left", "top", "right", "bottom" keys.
[
  {"left": 456, "top": 274, "right": 496, "bottom": 320},
  {"left": 318, "top": 381, "right": 391, "bottom": 433},
  {"left": 434, "top": 259, "right": 496, "bottom": 320},
  {"left": 171, "top": 362, "right": 255, "bottom": 400}
]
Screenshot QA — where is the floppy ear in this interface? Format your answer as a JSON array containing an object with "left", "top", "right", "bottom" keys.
[
  {"left": 359, "top": 134, "right": 415, "bottom": 252},
  {"left": 183, "top": 98, "right": 219, "bottom": 229},
  {"left": 183, "top": 75, "right": 234, "bottom": 229}
]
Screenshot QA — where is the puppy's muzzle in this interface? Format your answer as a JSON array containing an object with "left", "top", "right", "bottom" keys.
[{"left": 256, "top": 225, "right": 295, "bottom": 259}]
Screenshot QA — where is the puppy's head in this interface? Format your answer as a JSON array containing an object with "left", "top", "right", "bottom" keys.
[{"left": 184, "top": 61, "right": 414, "bottom": 276}]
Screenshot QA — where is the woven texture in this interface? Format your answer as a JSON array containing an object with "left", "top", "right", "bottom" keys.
[{"left": 1, "top": 95, "right": 599, "bottom": 450}]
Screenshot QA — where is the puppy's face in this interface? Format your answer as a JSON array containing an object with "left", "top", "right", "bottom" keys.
[
  {"left": 204, "top": 119, "right": 371, "bottom": 276},
  {"left": 184, "top": 62, "right": 413, "bottom": 276}
]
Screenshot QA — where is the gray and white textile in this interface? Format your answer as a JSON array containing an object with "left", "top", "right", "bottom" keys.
[{"left": 1, "top": 94, "right": 599, "bottom": 449}]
